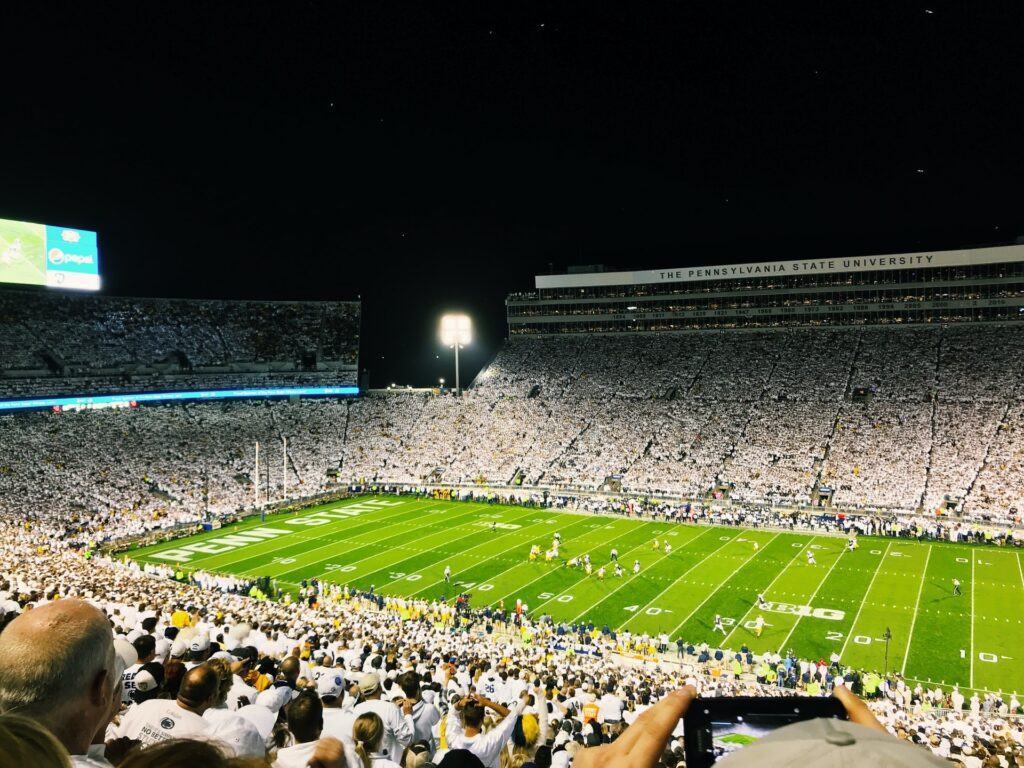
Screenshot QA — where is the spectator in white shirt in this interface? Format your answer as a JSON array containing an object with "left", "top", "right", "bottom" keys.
[
  {"left": 598, "top": 684, "right": 625, "bottom": 729},
  {"left": 273, "top": 691, "right": 327, "bottom": 768},
  {"left": 444, "top": 691, "right": 529, "bottom": 768},
  {"left": 115, "top": 665, "right": 218, "bottom": 746},
  {"left": 351, "top": 672, "right": 415, "bottom": 762},
  {"left": 396, "top": 671, "right": 440, "bottom": 753}
]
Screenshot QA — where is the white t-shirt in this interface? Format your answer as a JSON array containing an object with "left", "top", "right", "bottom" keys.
[
  {"left": 121, "top": 663, "right": 143, "bottom": 703},
  {"left": 598, "top": 693, "right": 624, "bottom": 723},
  {"left": 116, "top": 699, "right": 210, "bottom": 746},
  {"left": 228, "top": 674, "right": 259, "bottom": 710},
  {"left": 445, "top": 698, "right": 527, "bottom": 768},
  {"left": 351, "top": 699, "right": 414, "bottom": 762},
  {"left": 273, "top": 741, "right": 318, "bottom": 768},
  {"left": 322, "top": 707, "right": 356, "bottom": 743}
]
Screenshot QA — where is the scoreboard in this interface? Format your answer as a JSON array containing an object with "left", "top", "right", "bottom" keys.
[{"left": 0, "top": 216, "right": 100, "bottom": 291}]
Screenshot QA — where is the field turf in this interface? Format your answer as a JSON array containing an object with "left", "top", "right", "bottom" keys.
[{"left": 127, "top": 495, "right": 1024, "bottom": 695}]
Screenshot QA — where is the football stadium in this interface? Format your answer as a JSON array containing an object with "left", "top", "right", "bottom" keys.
[{"left": 2, "top": 5, "right": 1024, "bottom": 768}]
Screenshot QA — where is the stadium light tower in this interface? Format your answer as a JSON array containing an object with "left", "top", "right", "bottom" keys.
[{"left": 439, "top": 314, "right": 472, "bottom": 394}]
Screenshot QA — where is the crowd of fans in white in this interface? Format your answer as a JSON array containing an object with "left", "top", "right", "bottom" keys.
[
  {"left": 3, "top": 325, "right": 1024, "bottom": 539},
  {"left": 0, "top": 291, "right": 360, "bottom": 381}
]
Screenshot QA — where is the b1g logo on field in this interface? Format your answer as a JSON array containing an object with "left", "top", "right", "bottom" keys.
[{"left": 761, "top": 601, "right": 845, "bottom": 621}]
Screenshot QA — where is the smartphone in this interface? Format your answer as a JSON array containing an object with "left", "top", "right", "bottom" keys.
[{"left": 683, "top": 696, "right": 846, "bottom": 767}]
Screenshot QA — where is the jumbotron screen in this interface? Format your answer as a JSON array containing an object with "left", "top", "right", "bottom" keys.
[{"left": 0, "top": 216, "right": 100, "bottom": 290}]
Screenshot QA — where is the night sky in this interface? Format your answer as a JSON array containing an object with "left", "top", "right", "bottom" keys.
[{"left": 2, "top": 2, "right": 1022, "bottom": 387}]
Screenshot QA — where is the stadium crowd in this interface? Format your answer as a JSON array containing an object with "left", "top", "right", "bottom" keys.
[
  {"left": 3, "top": 326, "right": 1024, "bottom": 536},
  {"left": 0, "top": 290, "right": 359, "bottom": 393},
  {"left": 2, "top": 318, "right": 1024, "bottom": 764},
  {"left": 0, "top": 515, "right": 1021, "bottom": 768}
]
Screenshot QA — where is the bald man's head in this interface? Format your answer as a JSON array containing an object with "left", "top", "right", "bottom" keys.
[
  {"left": 176, "top": 665, "right": 220, "bottom": 714},
  {"left": 0, "top": 599, "right": 114, "bottom": 714},
  {"left": 0, "top": 599, "right": 117, "bottom": 755},
  {"left": 281, "top": 656, "right": 301, "bottom": 683}
]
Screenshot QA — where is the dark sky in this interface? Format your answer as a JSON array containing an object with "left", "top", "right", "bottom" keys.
[{"left": 2, "top": 2, "right": 1023, "bottom": 387}]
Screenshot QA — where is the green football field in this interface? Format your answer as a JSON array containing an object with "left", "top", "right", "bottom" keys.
[{"left": 126, "top": 495, "right": 1024, "bottom": 696}]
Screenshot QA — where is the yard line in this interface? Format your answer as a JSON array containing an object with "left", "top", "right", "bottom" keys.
[
  {"left": 838, "top": 541, "right": 890, "bottom": 661},
  {"left": 135, "top": 497, "right": 422, "bottom": 559},
  {"left": 614, "top": 528, "right": 739, "bottom": 631},
  {"left": 179, "top": 499, "right": 440, "bottom": 570},
  {"left": 296, "top": 504, "right": 545, "bottom": 584},
  {"left": 567, "top": 526, "right": 719, "bottom": 624},
  {"left": 405, "top": 511, "right": 602, "bottom": 596},
  {"left": 375, "top": 512, "right": 605, "bottom": 592},
  {"left": 665, "top": 532, "right": 782, "bottom": 638},
  {"left": 527, "top": 523, "right": 686, "bottom": 615},
  {"left": 486, "top": 521, "right": 654, "bottom": 606},
  {"left": 900, "top": 545, "right": 931, "bottom": 675},
  {"left": 1016, "top": 550, "right": 1024, "bottom": 589},
  {"left": 242, "top": 502, "right": 491, "bottom": 576},
  {"left": 970, "top": 549, "right": 976, "bottom": 689},
  {"left": 774, "top": 540, "right": 847, "bottom": 655},
  {"left": 720, "top": 536, "right": 817, "bottom": 648}
]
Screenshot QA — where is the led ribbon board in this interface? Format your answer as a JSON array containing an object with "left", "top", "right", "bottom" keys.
[{"left": 0, "top": 385, "right": 360, "bottom": 412}]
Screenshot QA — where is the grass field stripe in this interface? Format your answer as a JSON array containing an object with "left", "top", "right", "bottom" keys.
[
  {"left": 136, "top": 499, "right": 433, "bottom": 570},
  {"left": 223, "top": 501, "right": 485, "bottom": 577},
  {"left": 212, "top": 505, "right": 483, "bottom": 577},
  {"left": 244, "top": 501, "right": 489, "bottom": 573},
  {"left": 162, "top": 498, "right": 438, "bottom": 570},
  {"left": 393, "top": 511, "right": 606, "bottom": 594},
  {"left": 280, "top": 504, "right": 540, "bottom": 581},
  {"left": 772, "top": 540, "right": 847, "bottom": 655},
  {"left": 665, "top": 532, "right": 781, "bottom": 638},
  {"left": 530, "top": 524, "right": 714, "bottom": 616},
  {"left": 133, "top": 497, "right": 421, "bottom": 558},
  {"left": 298, "top": 502, "right": 546, "bottom": 581},
  {"left": 484, "top": 520, "right": 660, "bottom": 607},
  {"left": 252, "top": 501, "right": 510, "bottom": 576},
  {"left": 463, "top": 519, "right": 675, "bottom": 606},
  {"left": 402, "top": 511, "right": 602, "bottom": 597},
  {"left": 453, "top": 519, "right": 647, "bottom": 605},
  {"left": 565, "top": 527, "right": 718, "bottom": 624},
  {"left": 371, "top": 513, "right": 602, "bottom": 592},
  {"left": 612, "top": 529, "right": 738, "bottom": 631},
  {"left": 838, "top": 541, "right": 890, "bottom": 661},
  {"left": 970, "top": 548, "right": 976, "bottom": 689},
  {"left": 900, "top": 545, "right": 932, "bottom": 675},
  {"left": 720, "top": 536, "right": 817, "bottom": 648}
]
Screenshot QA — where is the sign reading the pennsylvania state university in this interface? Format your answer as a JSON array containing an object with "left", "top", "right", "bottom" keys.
[{"left": 535, "top": 245, "right": 1024, "bottom": 290}]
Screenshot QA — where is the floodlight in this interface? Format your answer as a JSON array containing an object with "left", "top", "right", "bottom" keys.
[
  {"left": 439, "top": 313, "right": 472, "bottom": 393},
  {"left": 440, "top": 313, "right": 472, "bottom": 346}
]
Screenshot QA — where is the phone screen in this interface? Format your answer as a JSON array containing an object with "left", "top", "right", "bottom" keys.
[{"left": 684, "top": 697, "right": 846, "bottom": 767}]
